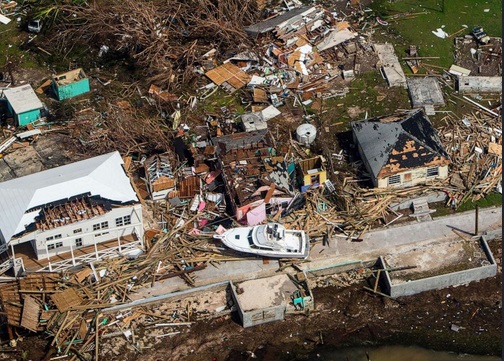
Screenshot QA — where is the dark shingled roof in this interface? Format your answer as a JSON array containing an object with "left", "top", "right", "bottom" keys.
[{"left": 351, "top": 109, "right": 449, "bottom": 179}]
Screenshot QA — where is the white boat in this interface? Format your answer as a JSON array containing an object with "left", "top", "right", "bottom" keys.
[{"left": 213, "top": 223, "right": 310, "bottom": 259}]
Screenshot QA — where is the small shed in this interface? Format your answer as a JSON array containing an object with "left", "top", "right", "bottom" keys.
[
  {"left": 52, "top": 68, "right": 90, "bottom": 101},
  {"left": 2, "top": 85, "right": 43, "bottom": 126}
]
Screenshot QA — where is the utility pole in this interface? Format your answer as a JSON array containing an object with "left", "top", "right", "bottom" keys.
[{"left": 474, "top": 205, "right": 479, "bottom": 236}]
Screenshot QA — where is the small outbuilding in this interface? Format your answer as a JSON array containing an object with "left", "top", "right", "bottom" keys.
[
  {"left": 2, "top": 85, "right": 43, "bottom": 127},
  {"left": 351, "top": 109, "right": 450, "bottom": 188},
  {"left": 52, "top": 68, "right": 90, "bottom": 101}
]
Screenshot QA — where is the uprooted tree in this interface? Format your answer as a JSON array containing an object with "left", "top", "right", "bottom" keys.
[{"left": 41, "top": 0, "right": 261, "bottom": 91}]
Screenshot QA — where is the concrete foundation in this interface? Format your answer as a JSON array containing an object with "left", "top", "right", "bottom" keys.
[
  {"left": 230, "top": 273, "right": 313, "bottom": 327},
  {"left": 407, "top": 77, "right": 446, "bottom": 108},
  {"left": 379, "top": 236, "right": 497, "bottom": 298}
]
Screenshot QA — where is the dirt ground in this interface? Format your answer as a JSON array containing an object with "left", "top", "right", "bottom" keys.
[
  {"left": 383, "top": 238, "right": 490, "bottom": 282},
  {"left": 454, "top": 36, "right": 502, "bottom": 76},
  {"left": 20, "top": 237, "right": 494, "bottom": 361}
]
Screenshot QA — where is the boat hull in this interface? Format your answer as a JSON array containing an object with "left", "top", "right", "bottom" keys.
[{"left": 214, "top": 224, "right": 309, "bottom": 259}]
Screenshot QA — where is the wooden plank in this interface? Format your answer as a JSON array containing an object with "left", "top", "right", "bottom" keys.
[
  {"left": 264, "top": 183, "right": 276, "bottom": 204},
  {"left": 20, "top": 296, "right": 41, "bottom": 332},
  {"left": 79, "top": 318, "right": 88, "bottom": 340},
  {"left": 74, "top": 267, "right": 93, "bottom": 284}
]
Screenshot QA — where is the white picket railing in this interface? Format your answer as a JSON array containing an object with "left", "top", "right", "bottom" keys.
[
  {"left": 37, "top": 240, "right": 143, "bottom": 272},
  {"left": 0, "top": 259, "right": 12, "bottom": 275}
]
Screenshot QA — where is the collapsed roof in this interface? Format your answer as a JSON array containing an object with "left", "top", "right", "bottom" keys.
[{"left": 351, "top": 109, "right": 450, "bottom": 179}]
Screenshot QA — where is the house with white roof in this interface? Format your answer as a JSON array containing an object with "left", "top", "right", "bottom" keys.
[
  {"left": 2, "top": 84, "right": 44, "bottom": 127},
  {"left": 0, "top": 151, "right": 144, "bottom": 274}
]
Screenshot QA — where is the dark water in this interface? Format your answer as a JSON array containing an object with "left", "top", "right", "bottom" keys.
[{"left": 307, "top": 345, "right": 502, "bottom": 361}]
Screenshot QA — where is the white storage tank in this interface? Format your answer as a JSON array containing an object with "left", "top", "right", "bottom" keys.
[{"left": 296, "top": 123, "right": 317, "bottom": 146}]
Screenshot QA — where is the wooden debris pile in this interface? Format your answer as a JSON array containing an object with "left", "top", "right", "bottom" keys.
[
  {"left": 0, "top": 230, "right": 249, "bottom": 359},
  {"left": 279, "top": 185, "right": 418, "bottom": 240},
  {"left": 329, "top": 182, "right": 433, "bottom": 236},
  {"left": 280, "top": 190, "right": 344, "bottom": 239},
  {"left": 47, "top": 0, "right": 260, "bottom": 91},
  {"left": 437, "top": 112, "right": 502, "bottom": 207}
]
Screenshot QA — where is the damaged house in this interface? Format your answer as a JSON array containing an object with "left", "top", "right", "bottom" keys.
[
  {"left": 212, "top": 129, "right": 294, "bottom": 225},
  {"left": 52, "top": 68, "right": 90, "bottom": 101},
  {"left": 0, "top": 151, "right": 144, "bottom": 273},
  {"left": 351, "top": 109, "right": 450, "bottom": 188},
  {"left": 144, "top": 153, "right": 176, "bottom": 201},
  {"left": 2, "top": 84, "right": 44, "bottom": 127}
]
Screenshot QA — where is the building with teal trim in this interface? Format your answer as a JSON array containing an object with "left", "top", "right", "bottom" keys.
[
  {"left": 52, "top": 68, "right": 90, "bottom": 101},
  {"left": 3, "top": 85, "right": 43, "bottom": 127}
]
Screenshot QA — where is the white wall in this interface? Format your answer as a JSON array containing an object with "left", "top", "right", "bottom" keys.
[
  {"left": 377, "top": 165, "right": 448, "bottom": 188},
  {"left": 14, "top": 204, "right": 143, "bottom": 260}
]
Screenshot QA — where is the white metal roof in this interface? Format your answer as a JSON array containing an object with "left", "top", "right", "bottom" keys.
[
  {"left": 2, "top": 84, "right": 43, "bottom": 114},
  {"left": 0, "top": 151, "right": 138, "bottom": 245}
]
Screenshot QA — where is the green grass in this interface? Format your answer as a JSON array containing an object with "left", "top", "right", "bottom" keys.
[
  {"left": 429, "top": 192, "right": 501, "bottom": 218},
  {"left": 201, "top": 88, "right": 246, "bottom": 114},
  {"left": 457, "top": 191, "right": 502, "bottom": 212},
  {"left": 0, "top": 20, "right": 42, "bottom": 68},
  {"left": 0, "top": 22, "right": 25, "bottom": 66},
  {"left": 315, "top": 72, "right": 411, "bottom": 131},
  {"left": 370, "top": 0, "right": 502, "bottom": 68}
]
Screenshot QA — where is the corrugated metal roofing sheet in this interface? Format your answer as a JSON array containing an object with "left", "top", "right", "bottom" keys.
[{"left": 3, "top": 85, "right": 43, "bottom": 114}]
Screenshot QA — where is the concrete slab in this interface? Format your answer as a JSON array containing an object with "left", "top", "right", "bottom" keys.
[
  {"left": 374, "top": 43, "right": 407, "bottom": 88},
  {"left": 130, "top": 259, "right": 280, "bottom": 300},
  {"left": 1, "top": 146, "right": 45, "bottom": 179},
  {"left": 407, "top": 77, "right": 445, "bottom": 107},
  {"left": 235, "top": 274, "right": 297, "bottom": 311},
  {"left": 304, "top": 206, "right": 501, "bottom": 271}
]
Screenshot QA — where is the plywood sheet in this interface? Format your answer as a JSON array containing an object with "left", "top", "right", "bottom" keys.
[
  {"left": 50, "top": 288, "right": 83, "bottom": 312},
  {"left": 0, "top": 282, "right": 22, "bottom": 326},
  {"left": 488, "top": 142, "right": 502, "bottom": 156},
  {"left": 205, "top": 62, "right": 250, "bottom": 90},
  {"left": 19, "top": 273, "right": 59, "bottom": 292}
]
